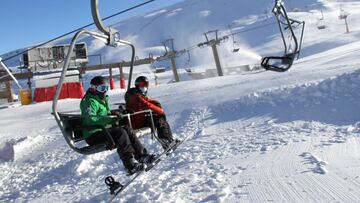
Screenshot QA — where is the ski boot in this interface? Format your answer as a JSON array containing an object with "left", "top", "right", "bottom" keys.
[
  {"left": 126, "top": 157, "right": 147, "bottom": 175},
  {"left": 161, "top": 138, "right": 181, "bottom": 155},
  {"left": 138, "top": 154, "right": 161, "bottom": 171},
  {"left": 137, "top": 154, "right": 157, "bottom": 165}
]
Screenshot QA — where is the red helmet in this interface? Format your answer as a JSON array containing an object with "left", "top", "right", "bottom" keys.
[{"left": 135, "top": 76, "right": 149, "bottom": 88}]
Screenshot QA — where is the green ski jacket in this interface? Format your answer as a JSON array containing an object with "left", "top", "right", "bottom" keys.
[{"left": 80, "top": 91, "right": 117, "bottom": 138}]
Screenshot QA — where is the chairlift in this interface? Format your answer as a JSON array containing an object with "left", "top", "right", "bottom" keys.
[
  {"left": 185, "top": 50, "right": 192, "bottom": 67},
  {"left": 184, "top": 51, "right": 194, "bottom": 72},
  {"left": 339, "top": 9, "right": 350, "bottom": 20},
  {"left": 52, "top": 0, "right": 138, "bottom": 155},
  {"left": 233, "top": 48, "right": 240, "bottom": 53},
  {"left": 317, "top": 19, "right": 326, "bottom": 30},
  {"left": 317, "top": 10, "right": 326, "bottom": 30},
  {"left": 261, "top": 0, "right": 305, "bottom": 72},
  {"left": 227, "top": 24, "right": 240, "bottom": 53},
  {"left": 232, "top": 34, "right": 240, "bottom": 53}
]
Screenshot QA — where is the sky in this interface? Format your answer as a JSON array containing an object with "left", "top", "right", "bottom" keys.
[{"left": 0, "top": 0, "right": 183, "bottom": 56}]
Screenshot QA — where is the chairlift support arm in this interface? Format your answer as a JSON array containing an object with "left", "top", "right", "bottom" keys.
[{"left": 91, "top": 0, "right": 135, "bottom": 88}]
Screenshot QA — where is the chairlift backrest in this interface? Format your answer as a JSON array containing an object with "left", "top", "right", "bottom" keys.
[
  {"left": 58, "top": 113, "right": 112, "bottom": 155},
  {"left": 61, "top": 114, "right": 84, "bottom": 142}
]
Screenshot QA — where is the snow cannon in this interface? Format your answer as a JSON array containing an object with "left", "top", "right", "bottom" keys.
[{"left": 260, "top": 0, "right": 305, "bottom": 72}]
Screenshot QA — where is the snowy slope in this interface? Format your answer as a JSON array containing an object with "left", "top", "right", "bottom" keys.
[{"left": 1, "top": 0, "right": 360, "bottom": 202}]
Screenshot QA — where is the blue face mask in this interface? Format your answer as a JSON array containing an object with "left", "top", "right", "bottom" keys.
[{"left": 139, "top": 87, "right": 148, "bottom": 95}]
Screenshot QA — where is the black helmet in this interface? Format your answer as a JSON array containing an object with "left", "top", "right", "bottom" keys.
[
  {"left": 90, "top": 76, "right": 106, "bottom": 86},
  {"left": 90, "top": 76, "right": 109, "bottom": 93},
  {"left": 135, "top": 76, "right": 149, "bottom": 88}
]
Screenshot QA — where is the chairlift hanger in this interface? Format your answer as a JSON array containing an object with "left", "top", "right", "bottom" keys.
[
  {"left": 52, "top": 0, "right": 136, "bottom": 155},
  {"left": 261, "top": 0, "right": 305, "bottom": 72}
]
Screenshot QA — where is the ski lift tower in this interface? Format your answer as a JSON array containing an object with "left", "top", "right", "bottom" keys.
[
  {"left": 164, "top": 39, "right": 180, "bottom": 82},
  {"left": 339, "top": 9, "right": 350, "bottom": 33},
  {"left": 157, "top": 39, "right": 186, "bottom": 82},
  {"left": 198, "top": 30, "right": 228, "bottom": 77}
]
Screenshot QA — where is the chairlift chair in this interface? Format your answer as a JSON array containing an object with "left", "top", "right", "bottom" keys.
[
  {"left": 227, "top": 25, "right": 240, "bottom": 53},
  {"left": 53, "top": 0, "right": 166, "bottom": 155},
  {"left": 57, "top": 113, "right": 117, "bottom": 155},
  {"left": 317, "top": 10, "right": 326, "bottom": 30},
  {"left": 52, "top": 0, "right": 137, "bottom": 155},
  {"left": 231, "top": 34, "right": 240, "bottom": 53},
  {"left": 184, "top": 50, "right": 193, "bottom": 70},
  {"left": 261, "top": 0, "right": 305, "bottom": 72},
  {"left": 317, "top": 18, "right": 326, "bottom": 30}
]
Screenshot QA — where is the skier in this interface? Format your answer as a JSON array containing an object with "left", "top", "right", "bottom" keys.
[
  {"left": 80, "top": 76, "right": 155, "bottom": 174},
  {"left": 124, "top": 76, "right": 179, "bottom": 149}
]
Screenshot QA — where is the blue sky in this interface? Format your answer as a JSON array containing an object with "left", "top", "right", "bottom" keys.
[{"left": 0, "top": 0, "right": 183, "bottom": 55}]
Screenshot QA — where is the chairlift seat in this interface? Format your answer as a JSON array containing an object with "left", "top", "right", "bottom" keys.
[
  {"left": 58, "top": 113, "right": 116, "bottom": 155},
  {"left": 317, "top": 25, "right": 326, "bottom": 30},
  {"left": 261, "top": 53, "right": 295, "bottom": 72},
  {"left": 60, "top": 114, "right": 86, "bottom": 142}
]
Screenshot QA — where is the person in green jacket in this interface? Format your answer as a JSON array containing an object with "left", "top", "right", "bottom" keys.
[{"left": 80, "top": 76, "right": 155, "bottom": 174}]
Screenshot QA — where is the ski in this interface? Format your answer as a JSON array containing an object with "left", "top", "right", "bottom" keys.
[
  {"left": 145, "top": 140, "right": 182, "bottom": 171},
  {"left": 105, "top": 138, "right": 185, "bottom": 202}
]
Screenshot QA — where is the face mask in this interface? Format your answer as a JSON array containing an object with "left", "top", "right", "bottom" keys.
[{"left": 139, "top": 87, "right": 148, "bottom": 95}]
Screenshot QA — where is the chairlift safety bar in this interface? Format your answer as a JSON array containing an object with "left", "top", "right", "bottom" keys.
[{"left": 124, "top": 109, "right": 167, "bottom": 146}]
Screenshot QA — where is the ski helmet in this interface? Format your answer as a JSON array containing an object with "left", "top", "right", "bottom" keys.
[
  {"left": 135, "top": 76, "right": 149, "bottom": 95},
  {"left": 135, "top": 76, "right": 149, "bottom": 88},
  {"left": 91, "top": 76, "right": 106, "bottom": 86},
  {"left": 90, "top": 76, "right": 109, "bottom": 93}
]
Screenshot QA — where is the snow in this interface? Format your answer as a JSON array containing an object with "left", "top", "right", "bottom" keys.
[
  {"left": 0, "top": 141, "right": 15, "bottom": 161},
  {"left": 2, "top": 0, "right": 360, "bottom": 202}
]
